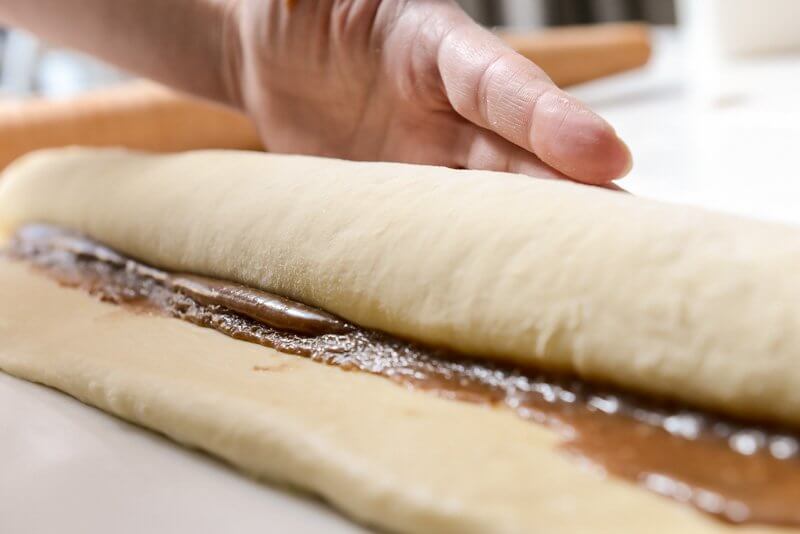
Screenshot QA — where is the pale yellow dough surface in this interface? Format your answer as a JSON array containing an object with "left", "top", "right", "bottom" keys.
[
  {"left": 2, "top": 148, "right": 800, "bottom": 428},
  {"left": 0, "top": 260, "right": 790, "bottom": 534}
]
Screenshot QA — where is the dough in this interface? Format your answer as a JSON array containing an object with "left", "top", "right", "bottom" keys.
[
  {"left": 2, "top": 148, "right": 800, "bottom": 427},
  {"left": 0, "top": 259, "right": 789, "bottom": 534}
]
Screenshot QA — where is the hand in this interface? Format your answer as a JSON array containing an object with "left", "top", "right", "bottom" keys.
[{"left": 224, "top": 0, "right": 632, "bottom": 183}]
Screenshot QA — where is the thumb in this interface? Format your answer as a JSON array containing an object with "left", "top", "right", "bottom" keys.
[{"left": 436, "top": 16, "right": 632, "bottom": 184}]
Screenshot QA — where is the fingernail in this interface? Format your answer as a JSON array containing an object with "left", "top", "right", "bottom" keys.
[{"left": 532, "top": 92, "right": 632, "bottom": 184}]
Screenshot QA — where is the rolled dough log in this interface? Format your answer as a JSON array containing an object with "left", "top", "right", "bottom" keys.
[
  {"left": 2, "top": 148, "right": 800, "bottom": 427},
  {"left": 0, "top": 260, "right": 789, "bottom": 534}
]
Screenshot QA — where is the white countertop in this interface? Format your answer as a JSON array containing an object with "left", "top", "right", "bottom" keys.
[
  {"left": 3, "top": 29, "right": 800, "bottom": 534},
  {"left": 573, "top": 29, "right": 800, "bottom": 224},
  {"left": 0, "top": 373, "right": 366, "bottom": 534}
]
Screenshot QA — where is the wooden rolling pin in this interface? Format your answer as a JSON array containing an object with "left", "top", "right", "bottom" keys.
[
  {"left": 0, "top": 23, "right": 650, "bottom": 169},
  {"left": 503, "top": 22, "right": 651, "bottom": 87},
  {"left": 0, "top": 82, "right": 262, "bottom": 169}
]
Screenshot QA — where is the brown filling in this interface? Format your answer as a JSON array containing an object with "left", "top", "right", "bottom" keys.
[{"left": 7, "top": 224, "right": 800, "bottom": 527}]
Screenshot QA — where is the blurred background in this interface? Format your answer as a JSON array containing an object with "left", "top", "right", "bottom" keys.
[
  {"left": 0, "top": 0, "right": 676, "bottom": 98},
  {"left": 0, "top": 0, "right": 799, "bottom": 222},
  {"left": 461, "top": 0, "right": 674, "bottom": 27}
]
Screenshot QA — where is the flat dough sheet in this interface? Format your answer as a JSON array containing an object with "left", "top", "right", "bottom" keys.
[{"left": 0, "top": 260, "right": 789, "bottom": 534}]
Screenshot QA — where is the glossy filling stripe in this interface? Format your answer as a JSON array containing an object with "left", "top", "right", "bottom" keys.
[{"left": 7, "top": 224, "right": 800, "bottom": 527}]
